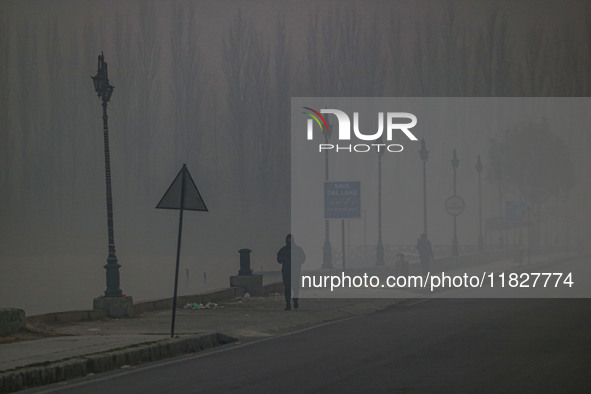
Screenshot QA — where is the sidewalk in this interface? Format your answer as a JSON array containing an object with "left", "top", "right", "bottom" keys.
[
  {"left": 1, "top": 295, "right": 401, "bottom": 393},
  {"left": 0, "top": 250, "right": 576, "bottom": 393}
]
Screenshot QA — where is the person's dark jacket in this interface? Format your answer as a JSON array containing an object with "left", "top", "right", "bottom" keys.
[
  {"left": 277, "top": 241, "right": 306, "bottom": 274},
  {"left": 417, "top": 237, "right": 433, "bottom": 260}
]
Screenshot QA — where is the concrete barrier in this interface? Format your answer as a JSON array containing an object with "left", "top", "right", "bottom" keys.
[
  {"left": 0, "top": 333, "right": 236, "bottom": 393},
  {"left": 27, "top": 310, "right": 107, "bottom": 325},
  {"left": 0, "top": 309, "right": 26, "bottom": 336},
  {"left": 25, "top": 283, "right": 285, "bottom": 326},
  {"left": 22, "top": 247, "right": 521, "bottom": 328},
  {"left": 133, "top": 287, "right": 247, "bottom": 315},
  {"left": 429, "top": 248, "right": 521, "bottom": 273},
  {"left": 262, "top": 282, "right": 284, "bottom": 296}
]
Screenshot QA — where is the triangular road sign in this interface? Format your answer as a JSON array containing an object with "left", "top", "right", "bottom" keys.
[
  {"left": 156, "top": 164, "right": 208, "bottom": 211},
  {"left": 156, "top": 163, "right": 208, "bottom": 338}
]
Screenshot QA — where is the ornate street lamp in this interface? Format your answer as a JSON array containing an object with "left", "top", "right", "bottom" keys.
[
  {"left": 376, "top": 137, "right": 385, "bottom": 266},
  {"left": 322, "top": 114, "right": 333, "bottom": 269},
  {"left": 91, "top": 52, "right": 122, "bottom": 297},
  {"left": 476, "top": 155, "right": 484, "bottom": 251},
  {"left": 451, "top": 148, "right": 459, "bottom": 256},
  {"left": 418, "top": 139, "right": 429, "bottom": 235}
]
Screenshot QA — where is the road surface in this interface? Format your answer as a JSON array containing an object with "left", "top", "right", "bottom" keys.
[{"left": 32, "top": 256, "right": 591, "bottom": 393}]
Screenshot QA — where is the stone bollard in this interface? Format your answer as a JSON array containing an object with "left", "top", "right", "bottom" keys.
[
  {"left": 230, "top": 249, "right": 263, "bottom": 296},
  {"left": 238, "top": 248, "right": 253, "bottom": 276},
  {"left": 394, "top": 253, "right": 409, "bottom": 277}
]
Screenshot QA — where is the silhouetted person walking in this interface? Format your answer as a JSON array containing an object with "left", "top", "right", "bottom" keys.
[
  {"left": 277, "top": 234, "right": 306, "bottom": 310},
  {"left": 416, "top": 233, "right": 433, "bottom": 276}
]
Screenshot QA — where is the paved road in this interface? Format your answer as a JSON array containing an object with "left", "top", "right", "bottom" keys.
[{"left": 32, "top": 293, "right": 591, "bottom": 393}]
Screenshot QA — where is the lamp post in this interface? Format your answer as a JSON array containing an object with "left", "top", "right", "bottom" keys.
[
  {"left": 497, "top": 168, "right": 504, "bottom": 249},
  {"left": 476, "top": 155, "right": 484, "bottom": 251},
  {"left": 418, "top": 139, "right": 429, "bottom": 235},
  {"left": 564, "top": 190, "right": 569, "bottom": 254},
  {"left": 451, "top": 149, "right": 459, "bottom": 256},
  {"left": 376, "top": 139, "right": 385, "bottom": 266},
  {"left": 322, "top": 115, "right": 333, "bottom": 269},
  {"left": 91, "top": 52, "right": 122, "bottom": 297}
]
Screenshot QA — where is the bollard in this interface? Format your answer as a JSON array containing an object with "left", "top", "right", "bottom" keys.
[
  {"left": 230, "top": 248, "right": 262, "bottom": 295},
  {"left": 395, "top": 253, "right": 409, "bottom": 277},
  {"left": 238, "top": 248, "right": 253, "bottom": 276}
]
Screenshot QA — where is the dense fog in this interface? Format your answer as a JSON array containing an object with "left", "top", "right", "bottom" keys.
[{"left": 1, "top": 0, "right": 590, "bottom": 314}]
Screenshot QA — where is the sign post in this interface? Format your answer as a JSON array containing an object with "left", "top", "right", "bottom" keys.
[
  {"left": 324, "top": 182, "right": 361, "bottom": 270},
  {"left": 445, "top": 195, "right": 466, "bottom": 217},
  {"left": 156, "top": 164, "right": 208, "bottom": 338},
  {"left": 445, "top": 195, "right": 465, "bottom": 256}
]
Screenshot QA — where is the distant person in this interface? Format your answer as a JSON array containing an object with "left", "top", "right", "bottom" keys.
[
  {"left": 277, "top": 234, "right": 306, "bottom": 310},
  {"left": 416, "top": 233, "right": 433, "bottom": 276}
]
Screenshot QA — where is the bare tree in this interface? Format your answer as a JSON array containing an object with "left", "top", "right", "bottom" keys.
[
  {"left": 585, "top": 8, "right": 591, "bottom": 96},
  {"left": 306, "top": 5, "right": 386, "bottom": 96},
  {"left": 549, "top": 24, "right": 584, "bottom": 96},
  {"left": 113, "top": 11, "right": 136, "bottom": 193},
  {"left": 45, "top": 20, "right": 71, "bottom": 221},
  {"left": 412, "top": 16, "right": 441, "bottom": 96},
  {"left": 134, "top": 0, "right": 161, "bottom": 197},
  {"left": 270, "top": 15, "right": 292, "bottom": 212},
  {"left": 223, "top": 9, "right": 253, "bottom": 202},
  {"left": 352, "top": 12, "right": 385, "bottom": 96},
  {"left": 245, "top": 24, "right": 271, "bottom": 185},
  {"left": 306, "top": 8, "right": 335, "bottom": 95},
  {"left": 14, "top": 22, "right": 41, "bottom": 225},
  {"left": 473, "top": 7, "right": 512, "bottom": 96},
  {"left": 387, "top": 13, "right": 405, "bottom": 95},
  {"left": 439, "top": 2, "right": 470, "bottom": 96},
  {"left": 170, "top": 2, "right": 204, "bottom": 166},
  {"left": 223, "top": 10, "right": 277, "bottom": 215},
  {"left": 522, "top": 26, "right": 548, "bottom": 96},
  {"left": 0, "top": 12, "right": 10, "bottom": 196}
]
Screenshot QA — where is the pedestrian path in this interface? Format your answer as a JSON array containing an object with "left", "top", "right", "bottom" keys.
[
  {"left": 0, "top": 251, "right": 576, "bottom": 392},
  {"left": 0, "top": 295, "right": 401, "bottom": 392}
]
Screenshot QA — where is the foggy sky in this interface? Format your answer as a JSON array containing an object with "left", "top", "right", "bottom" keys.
[{"left": 1, "top": 0, "right": 590, "bottom": 314}]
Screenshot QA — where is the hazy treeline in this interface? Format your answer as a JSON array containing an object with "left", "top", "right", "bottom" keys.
[{"left": 1, "top": 0, "right": 590, "bottom": 251}]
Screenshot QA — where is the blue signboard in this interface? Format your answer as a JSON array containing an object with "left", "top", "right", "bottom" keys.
[{"left": 324, "top": 182, "right": 361, "bottom": 219}]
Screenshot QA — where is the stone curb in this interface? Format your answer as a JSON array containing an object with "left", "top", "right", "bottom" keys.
[
  {"left": 0, "top": 333, "right": 236, "bottom": 393},
  {"left": 26, "top": 282, "right": 285, "bottom": 326},
  {"left": 504, "top": 253, "right": 583, "bottom": 274},
  {"left": 27, "top": 310, "right": 108, "bottom": 326}
]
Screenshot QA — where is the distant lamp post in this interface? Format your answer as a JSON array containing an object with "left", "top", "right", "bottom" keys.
[
  {"left": 451, "top": 149, "right": 459, "bottom": 257},
  {"left": 564, "top": 190, "right": 570, "bottom": 254},
  {"left": 497, "top": 168, "right": 504, "bottom": 249},
  {"left": 376, "top": 139, "right": 385, "bottom": 266},
  {"left": 418, "top": 139, "right": 429, "bottom": 235},
  {"left": 91, "top": 52, "right": 121, "bottom": 297},
  {"left": 476, "top": 155, "right": 484, "bottom": 251},
  {"left": 322, "top": 114, "right": 333, "bottom": 269}
]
